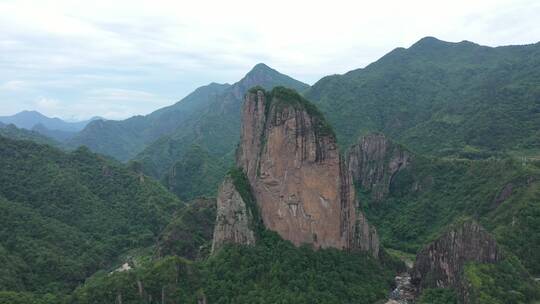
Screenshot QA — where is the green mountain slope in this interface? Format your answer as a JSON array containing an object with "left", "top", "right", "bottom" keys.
[
  {"left": 305, "top": 37, "right": 540, "bottom": 157},
  {"left": 155, "top": 197, "right": 216, "bottom": 260},
  {"left": 67, "top": 82, "right": 231, "bottom": 161},
  {"left": 159, "top": 145, "right": 227, "bottom": 201},
  {"left": 0, "top": 123, "right": 61, "bottom": 147},
  {"left": 0, "top": 136, "right": 182, "bottom": 294}
]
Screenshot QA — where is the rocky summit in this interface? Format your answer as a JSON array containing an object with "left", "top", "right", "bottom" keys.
[{"left": 235, "top": 86, "right": 379, "bottom": 256}]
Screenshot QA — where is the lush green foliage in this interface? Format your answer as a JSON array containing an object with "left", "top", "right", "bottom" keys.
[
  {"left": 464, "top": 256, "right": 540, "bottom": 304},
  {"left": 306, "top": 37, "right": 540, "bottom": 158},
  {"left": 156, "top": 198, "right": 216, "bottom": 260},
  {"left": 0, "top": 291, "right": 66, "bottom": 304},
  {"left": 0, "top": 136, "right": 182, "bottom": 294},
  {"left": 417, "top": 288, "right": 458, "bottom": 304},
  {"left": 162, "top": 145, "right": 227, "bottom": 201},
  {"left": 201, "top": 231, "right": 393, "bottom": 304},
  {"left": 0, "top": 124, "right": 60, "bottom": 147},
  {"left": 72, "top": 231, "right": 394, "bottom": 304}
]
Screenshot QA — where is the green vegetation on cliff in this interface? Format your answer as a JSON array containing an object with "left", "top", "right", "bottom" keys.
[{"left": 267, "top": 86, "right": 335, "bottom": 138}]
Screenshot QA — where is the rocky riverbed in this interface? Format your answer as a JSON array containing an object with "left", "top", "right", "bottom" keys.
[{"left": 385, "top": 272, "right": 415, "bottom": 304}]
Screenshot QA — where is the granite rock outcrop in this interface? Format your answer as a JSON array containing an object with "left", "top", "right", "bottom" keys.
[
  {"left": 236, "top": 87, "right": 378, "bottom": 256},
  {"left": 347, "top": 133, "right": 410, "bottom": 202},
  {"left": 411, "top": 220, "right": 502, "bottom": 302},
  {"left": 211, "top": 176, "right": 256, "bottom": 253}
]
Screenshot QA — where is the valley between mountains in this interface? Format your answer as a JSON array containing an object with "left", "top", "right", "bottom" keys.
[{"left": 0, "top": 37, "right": 539, "bottom": 304}]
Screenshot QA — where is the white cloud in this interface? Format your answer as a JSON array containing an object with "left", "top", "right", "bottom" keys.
[
  {"left": 0, "top": 80, "right": 27, "bottom": 91},
  {"left": 0, "top": 0, "right": 539, "bottom": 120}
]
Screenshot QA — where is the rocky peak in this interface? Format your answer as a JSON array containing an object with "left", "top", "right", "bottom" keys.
[
  {"left": 211, "top": 174, "right": 256, "bottom": 253},
  {"left": 236, "top": 87, "right": 378, "bottom": 256},
  {"left": 347, "top": 133, "right": 410, "bottom": 202},
  {"left": 231, "top": 64, "right": 309, "bottom": 100},
  {"left": 411, "top": 220, "right": 502, "bottom": 302}
]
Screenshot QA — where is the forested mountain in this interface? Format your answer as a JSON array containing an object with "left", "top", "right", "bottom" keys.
[
  {"left": 32, "top": 124, "right": 78, "bottom": 142},
  {"left": 0, "top": 111, "right": 98, "bottom": 141},
  {"left": 0, "top": 123, "right": 60, "bottom": 147},
  {"left": 0, "top": 136, "right": 182, "bottom": 297},
  {"left": 67, "top": 82, "right": 232, "bottom": 161},
  {"left": 305, "top": 37, "right": 540, "bottom": 158}
]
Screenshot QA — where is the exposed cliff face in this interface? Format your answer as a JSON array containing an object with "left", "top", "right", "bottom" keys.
[
  {"left": 411, "top": 220, "right": 502, "bottom": 302},
  {"left": 353, "top": 211, "right": 380, "bottom": 257},
  {"left": 211, "top": 176, "right": 256, "bottom": 253},
  {"left": 347, "top": 133, "right": 410, "bottom": 202},
  {"left": 237, "top": 87, "right": 378, "bottom": 255}
]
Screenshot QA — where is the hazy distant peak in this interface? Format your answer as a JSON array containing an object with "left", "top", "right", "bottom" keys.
[
  {"left": 248, "top": 63, "right": 275, "bottom": 74},
  {"left": 235, "top": 63, "right": 309, "bottom": 95},
  {"left": 409, "top": 36, "right": 449, "bottom": 49}
]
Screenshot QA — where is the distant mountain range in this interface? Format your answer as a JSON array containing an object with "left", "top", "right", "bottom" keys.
[{"left": 0, "top": 110, "right": 101, "bottom": 141}]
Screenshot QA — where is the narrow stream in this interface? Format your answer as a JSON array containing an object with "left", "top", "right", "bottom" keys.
[{"left": 385, "top": 272, "right": 415, "bottom": 304}]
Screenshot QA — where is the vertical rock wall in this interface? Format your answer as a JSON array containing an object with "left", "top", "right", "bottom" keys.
[
  {"left": 236, "top": 87, "right": 378, "bottom": 255},
  {"left": 211, "top": 176, "right": 256, "bottom": 253}
]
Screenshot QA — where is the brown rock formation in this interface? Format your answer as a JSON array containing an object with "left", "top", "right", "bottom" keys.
[
  {"left": 211, "top": 176, "right": 256, "bottom": 253},
  {"left": 347, "top": 133, "right": 410, "bottom": 202},
  {"left": 237, "top": 87, "right": 378, "bottom": 255},
  {"left": 411, "top": 220, "right": 502, "bottom": 302}
]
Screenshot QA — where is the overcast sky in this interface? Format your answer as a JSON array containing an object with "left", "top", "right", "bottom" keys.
[{"left": 1, "top": 0, "right": 539, "bottom": 120}]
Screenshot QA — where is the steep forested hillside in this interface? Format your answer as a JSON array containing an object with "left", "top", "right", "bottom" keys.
[
  {"left": 160, "top": 145, "right": 227, "bottom": 201},
  {"left": 306, "top": 37, "right": 540, "bottom": 158},
  {"left": 0, "top": 136, "right": 182, "bottom": 296}
]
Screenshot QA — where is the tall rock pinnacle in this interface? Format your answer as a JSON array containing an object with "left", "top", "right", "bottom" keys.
[{"left": 236, "top": 87, "right": 378, "bottom": 255}]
